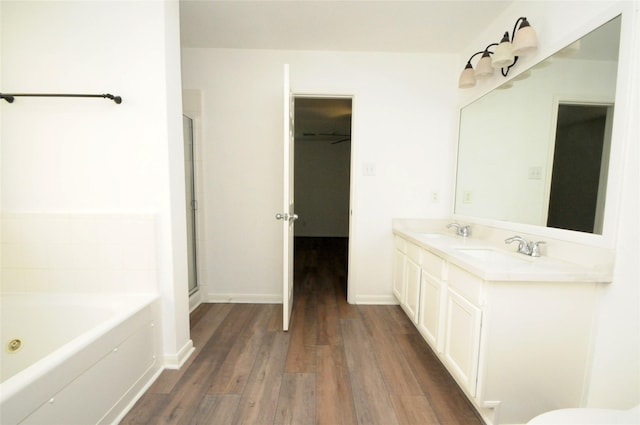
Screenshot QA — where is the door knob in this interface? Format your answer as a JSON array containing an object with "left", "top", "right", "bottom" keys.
[{"left": 275, "top": 213, "right": 298, "bottom": 221}]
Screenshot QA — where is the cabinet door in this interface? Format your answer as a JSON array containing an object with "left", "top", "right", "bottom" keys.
[
  {"left": 392, "top": 248, "right": 406, "bottom": 302},
  {"left": 418, "top": 273, "right": 445, "bottom": 353},
  {"left": 403, "top": 257, "right": 421, "bottom": 323},
  {"left": 444, "top": 288, "right": 482, "bottom": 397}
]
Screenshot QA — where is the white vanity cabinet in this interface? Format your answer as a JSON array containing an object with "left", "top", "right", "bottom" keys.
[
  {"left": 443, "top": 265, "right": 483, "bottom": 397},
  {"left": 393, "top": 236, "right": 422, "bottom": 324},
  {"left": 417, "top": 249, "right": 447, "bottom": 353},
  {"left": 403, "top": 243, "right": 422, "bottom": 323},
  {"left": 418, "top": 253, "right": 483, "bottom": 398},
  {"left": 391, "top": 231, "right": 604, "bottom": 425}
]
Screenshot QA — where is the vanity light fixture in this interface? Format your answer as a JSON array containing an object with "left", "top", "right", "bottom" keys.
[
  {"left": 474, "top": 50, "right": 495, "bottom": 79},
  {"left": 458, "top": 17, "right": 538, "bottom": 88},
  {"left": 458, "top": 44, "right": 498, "bottom": 88}
]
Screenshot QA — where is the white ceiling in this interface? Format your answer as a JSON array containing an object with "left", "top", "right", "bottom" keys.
[{"left": 179, "top": 0, "right": 515, "bottom": 53}]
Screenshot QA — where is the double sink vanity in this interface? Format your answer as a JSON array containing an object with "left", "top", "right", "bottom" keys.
[
  {"left": 392, "top": 218, "right": 613, "bottom": 425},
  {"left": 401, "top": 11, "right": 630, "bottom": 424},
  {"left": 389, "top": 9, "right": 629, "bottom": 424}
]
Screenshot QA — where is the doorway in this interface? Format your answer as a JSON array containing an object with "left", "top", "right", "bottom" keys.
[
  {"left": 547, "top": 103, "right": 613, "bottom": 234},
  {"left": 293, "top": 97, "right": 352, "bottom": 300}
]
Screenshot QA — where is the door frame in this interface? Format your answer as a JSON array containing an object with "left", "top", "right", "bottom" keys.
[{"left": 292, "top": 92, "right": 356, "bottom": 304}]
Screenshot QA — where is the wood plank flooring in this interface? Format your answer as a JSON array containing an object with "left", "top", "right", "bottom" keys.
[{"left": 121, "top": 237, "right": 484, "bottom": 425}]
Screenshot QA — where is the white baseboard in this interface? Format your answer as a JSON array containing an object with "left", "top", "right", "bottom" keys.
[
  {"left": 205, "top": 292, "right": 396, "bottom": 305},
  {"left": 476, "top": 400, "right": 501, "bottom": 425},
  {"left": 355, "top": 294, "right": 398, "bottom": 305},
  {"left": 189, "top": 289, "right": 203, "bottom": 313},
  {"left": 164, "top": 339, "right": 195, "bottom": 370},
  {"left": 206, "top": 293, "right": 282, "bottom": 304}
]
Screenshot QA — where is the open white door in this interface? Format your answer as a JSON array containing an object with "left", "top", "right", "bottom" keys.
[{"left": 276, "top": 64, "right": 297, "bottom": 331}]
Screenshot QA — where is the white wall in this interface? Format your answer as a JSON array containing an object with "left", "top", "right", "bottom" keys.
[
  {"left": 459, "top": 0, "right": 639, "bottom": 410},
  {"left": 587, "top": 1, "right": 640, "bottom": 409},
  {"left": 0, "top": 0, "right": 191, "bottom": 364},
  {"left": 181, "top": 49, "right": 457, "bottom": 303}
]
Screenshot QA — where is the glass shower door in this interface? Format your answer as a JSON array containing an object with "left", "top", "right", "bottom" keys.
[{"left": 183, "top": 115, "right": 198, "bottom": 295}]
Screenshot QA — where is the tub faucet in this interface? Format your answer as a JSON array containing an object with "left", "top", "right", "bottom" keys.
[
  {"left": 447, "top": 222, "right": 471, "bottom": 237},
  {"left": 505, "top": 236, "right": 546, "bottom": 257}
]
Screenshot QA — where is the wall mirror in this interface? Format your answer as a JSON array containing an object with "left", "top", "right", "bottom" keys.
[{"left": 454, "top": 15, "right": 621, "bottom": 236}]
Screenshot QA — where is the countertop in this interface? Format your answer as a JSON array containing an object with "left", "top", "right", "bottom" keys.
[{"left": 393, "top": 228, "right": 613, "bottom": 283}]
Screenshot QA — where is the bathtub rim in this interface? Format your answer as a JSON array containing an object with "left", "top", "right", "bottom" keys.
[{"left": 0, "top": 292, "right": 160, "bottom": 405}]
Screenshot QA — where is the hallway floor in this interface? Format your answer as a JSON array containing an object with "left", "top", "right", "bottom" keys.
[{"left": 120, "top": 237, "right": 484, "bottom": 425}]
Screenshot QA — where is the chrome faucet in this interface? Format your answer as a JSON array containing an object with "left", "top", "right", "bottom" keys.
[
  {"left": 505, "top": 236, "right": 546, "bottom": 257},
  {"left": 447, "top": 223, "right": 471, "bottom": 237},
  {"left": 529, "top": 240, "right": 546, "bottom": 257}
]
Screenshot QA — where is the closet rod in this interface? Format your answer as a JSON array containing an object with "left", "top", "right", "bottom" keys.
[{"left": 0, "top": 93, "right": 122, "bottom": 104}]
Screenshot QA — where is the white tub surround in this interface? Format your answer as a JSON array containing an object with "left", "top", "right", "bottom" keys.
[
  {"left": 0, "top": 212, "right": 158, "bottom": 294},
  {"left": 392, "top": 218, "right": 612, "bottom": 425}
]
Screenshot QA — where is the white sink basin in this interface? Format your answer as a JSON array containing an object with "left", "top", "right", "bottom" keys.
[
  {"left": 414, "top": 233, "right": 444, "bottom": 238},
  {"left": 455, "top": 248, "right": 530, "bottom": 266}
]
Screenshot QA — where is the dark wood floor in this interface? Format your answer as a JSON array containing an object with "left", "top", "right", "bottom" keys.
[{"left": 121, "top": 237, "right": 484, "bottom": 425}]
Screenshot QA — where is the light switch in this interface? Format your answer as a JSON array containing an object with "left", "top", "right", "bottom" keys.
[{"left": 463, "top": 191, "right": 473, "bottom": 204}]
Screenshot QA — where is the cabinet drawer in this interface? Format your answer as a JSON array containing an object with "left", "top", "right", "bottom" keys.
[
  {"left": 448, "top": 264, "right": 483, "bottom": 306},
  {"left": 406, "top": 241, "right": 422, "bottom": 264},
  {"left": 422, "top": 249, "right": 446, "bottom": 280}
]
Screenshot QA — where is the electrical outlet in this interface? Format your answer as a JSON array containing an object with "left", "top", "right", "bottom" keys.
[{"left": 431, "top": 191, "right": 440, "bottom": 203}]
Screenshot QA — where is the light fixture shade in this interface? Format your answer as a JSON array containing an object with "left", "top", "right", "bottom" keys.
[
  {"left": 474, "top": 53, "right": 494, "bottom": 79},
  {"left": 557, "top": 40, "right": 580, "bottom": 57},
  {"left": 458, "top": 63, "right": 476, "bottom": 88},
  {"left": 512, "top": 69, "right": 531, "bottom": 81},
  {"left": 512, "top": 18, "right": 537, "bottom": 55},
  {"left": 491, "top": 32, "right": 515, "bottom": 68},
  {"left": 496, "top": 81, "right": 513, "bottom": 90}
]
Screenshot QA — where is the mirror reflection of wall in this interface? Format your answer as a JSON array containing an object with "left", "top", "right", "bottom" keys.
[{"left": 455, "top": 15, "right": 620, "bottom": 234}]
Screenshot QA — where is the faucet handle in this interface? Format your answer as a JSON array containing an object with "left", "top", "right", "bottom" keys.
[
  {"left": 447, "top": 222, "right": 471, "bottom": 237},
  {"left": 530, "top": 241, "right": 546, "bottom": 257},
  {"left": 505, "top": 235, "right": 530, "bottom": 255}
]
